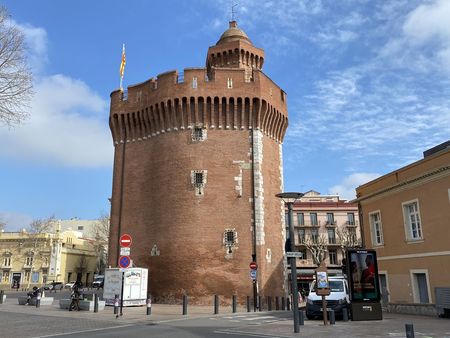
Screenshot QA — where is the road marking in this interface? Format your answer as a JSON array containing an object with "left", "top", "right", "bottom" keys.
[
  {"left": 242, "top": 316, "right": 275, "bottom": 321},
  {"left": 215, "top": 329, "right": 292, "bottom": 338},
  {"left": 33, "top": 324, "right": 134, "bottom": 338}
]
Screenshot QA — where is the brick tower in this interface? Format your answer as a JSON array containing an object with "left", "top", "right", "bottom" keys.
[{"left": 108, "top": 21, "right": 289, "bottom": 304}]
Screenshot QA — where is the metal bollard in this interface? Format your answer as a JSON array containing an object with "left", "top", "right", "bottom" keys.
[
  {"left": 258, "top": 296, "right": 262, "bottom": 311},
  {"left": 328, "top": 309, "right": 335, "bottom": 325},
  {"left": 268, "top": 296, "right": 272, "bottom": 311},
  {"left": 182, "top": 294, "right": 188, "bottom": 315},
  {"left": 281, "top": 297, "right": 285, "bottom": 310},
  {"left": 0, "top": 290, "right": 4, "bottom": 304},
  {"left": 232, "top": 295, "right": 237, "bottom": 313},
  {"left": 36, "top": 292, "right": 41, "bottom": 308},
  {"left": 246, "top": 296, "right": 251, "bottom": 312},
  {"left": 114, "top": 294, "right": 119, "bottom": 317},
  {"left": 342, "top": 307, "right": 349, "bottom": 322},
  {"left": 214, "top": 295, "right": 219, "bottom": 314},
  {"left": 146, "top": 295, "right": 152, "bottom": 315},
  {"left": 286, "top": 297, "right": 291, "bottom": 311},
  {"left": 275, "top": 296, "right": 280, "bottom": 310},
  {"left": 94, "top": 293, "right": 99, "bottom": 313},
  {"left": 299, "top": 309, "right": 304, "bottom": 325},
  {"left": 405, "top": 323, "right": 415, "bottom": 338}
]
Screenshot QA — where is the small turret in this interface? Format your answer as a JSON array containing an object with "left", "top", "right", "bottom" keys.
[{"left": 206, "top": 21, "right": 265, "bottom": 81}]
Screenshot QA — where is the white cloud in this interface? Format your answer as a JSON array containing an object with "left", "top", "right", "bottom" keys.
[
  {"left": 329, "top": 173, "right": 380, "bottom": 201},
  {"left": 0, "top": 74, "right": 113, "bottom": 167},
  {"left": 12, "top": 19, "right": 48, "bottom": 73},
  {"left": 0, "top": 211, "right": 34, "bottom": 231},
  {"left": 0, "top": 19, "right": 113, "bottom": 168},
  {"left": 403, "top": 0, "right": 450, "bottom": 44}
]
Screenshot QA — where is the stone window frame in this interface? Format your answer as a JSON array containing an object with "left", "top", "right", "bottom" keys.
[
  {"left": 223, "top": 228, "right": 238, "bottom": 253},
  {"left": 191, "top": 170, "right": 207, "bottom": 196},
  {"left": 227, "top": 77, "right": 233, "bottom": 89},
  {"left": 191, "top": 126, "right": 207, "bottom": 142},
  {"left": 402, "top": 199, "right": 423, "bottom": 242},
  {"left": 369, "top": 210, "right": 384, "bottom": 247}
]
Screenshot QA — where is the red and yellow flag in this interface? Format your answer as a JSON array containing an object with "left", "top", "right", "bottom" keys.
[{"left": 119, "top": 44, "right": 126, "bottom": 78}]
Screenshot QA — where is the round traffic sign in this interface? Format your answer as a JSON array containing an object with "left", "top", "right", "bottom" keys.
[
  {"left": 119, "top": 233, "right": 132, "bottom": 247},
  {"left": 119, "top": 255, "right": 131, "bottom": 268},
  {"left": 249, "top": 261, "right": 258, "bottom": 270}
]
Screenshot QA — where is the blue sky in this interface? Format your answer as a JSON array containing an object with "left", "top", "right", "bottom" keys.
[{"left": 1, "top": 0, "right": 449, "bottom": 230}]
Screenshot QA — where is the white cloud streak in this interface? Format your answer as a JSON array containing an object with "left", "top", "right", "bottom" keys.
[
  {"left": 0, "top": 20, "right": 112, "bottom": 168},
  {"left": 329, "top": 172, "right": 380, "bottom": 201},
  {"left": 0, "top": 74, "right": 112, "bottom": 167}
]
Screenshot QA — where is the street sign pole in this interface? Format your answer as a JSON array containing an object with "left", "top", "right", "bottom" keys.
[{"left": 120, "top": 271, "right": 124, "bottom": 316}]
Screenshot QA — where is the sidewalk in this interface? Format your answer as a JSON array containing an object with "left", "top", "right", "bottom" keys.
[{"left": 0, "top": 297, "right": 253, "bottom": 324}]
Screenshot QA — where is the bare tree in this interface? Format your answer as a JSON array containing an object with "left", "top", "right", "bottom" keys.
[
  {"left": 0, "top": 6, "right": 33, "bottom": 126},
  {"left": 89, "top": 214, "right": 110, "bottom": 274},
  {"left": 21, "top": 215, "right": 55, "bottom": 289},
  {"left": 336, "top": 226, "right": 362, "bottom": 253},
  {"left": 301, "top": 234, "right": 328, "bottom": 266}
]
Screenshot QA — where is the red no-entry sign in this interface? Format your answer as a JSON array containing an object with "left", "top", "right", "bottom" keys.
[
  {"left": 249, "top": 262, "right": 258, "bottom": 270},
  {"left": 119, "top": 234, "right": 132, "bottom": 247}
]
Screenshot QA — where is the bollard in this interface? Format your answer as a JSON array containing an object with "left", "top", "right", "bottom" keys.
[
  {"left": 246, "top": 296, "right": 251, "bottom": 312},
  {"left": 299, "top": 309, "right": 305, "bottom": 326},
  {"left": 281, "top": 297, "right": 286, "bottom": 311},
  {"left": 94, "top": 293, "right": 99, "bottom": 313},
  {"left": 114, "top": 294, "right": 119, "bottom": 317},
  {"left": 275, "top": 296, "right": 280, "bottom": 310},
  {"left": 268, "top": 296, "right": 272, "bottom": 311},
  {"left": 36, "top": 292, "right": 41, "bottom": 308},
  {"left": 328, "top": 309, "right": 335, "bottom": 325},
  {"left": 0, "top": 290, "right": 4, "bottom": 304},
  {"left": 146, "top": 295, "right": 152, "bottom": 316},
  {"left": 286, "top": 297, "right": 291, "bottom": 311},
  {"left": 182, "top": 294, "right": 188, "bottom": 315},
  {"left": 405, "top": 323, "right": 415, "bottom": 338},
  {"left": 232, "top": 295, "right": 237, "bottom": 313},
  {"left": 214, "top": 295, "right": 219, "bottom": 314},
  {"left": 342, "top": 307, "right": 349, "bottom": 322},
  {"left": 258, "top": 296, "right": 262, "bottom": 312}
]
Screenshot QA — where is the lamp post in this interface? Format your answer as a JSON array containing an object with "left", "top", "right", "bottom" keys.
[{"left": 276, "top": 192, "right": 304, "bottom": 333}]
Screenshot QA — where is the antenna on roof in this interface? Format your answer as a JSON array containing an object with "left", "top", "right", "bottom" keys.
[{"left": 231, "top": 1, "right": 239, "bottom": 21}]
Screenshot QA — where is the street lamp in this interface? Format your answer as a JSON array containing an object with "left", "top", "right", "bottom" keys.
[{"left": 276, "top": 192, "right": 304, "bottom": 333}]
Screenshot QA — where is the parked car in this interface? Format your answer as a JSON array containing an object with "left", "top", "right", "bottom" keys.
[
  {"left": 43, "top": 282, "right": 64, "bottom": 290},
  {"left": 65, "top": 281, "right": 82, "bottom": 289},
  {"left": 306, "top": 276, "right": 350, "bottom": 319},
  {"left": 92, "top": 275, "right": 104, "bottom": 289}
]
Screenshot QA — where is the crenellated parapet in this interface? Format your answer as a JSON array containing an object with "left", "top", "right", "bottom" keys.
[{"left": 109, "top": 67, "right": 288, "bottom": 144}]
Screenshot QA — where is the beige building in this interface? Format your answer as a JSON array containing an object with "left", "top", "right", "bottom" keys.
[
  {"left": 355, "top": 141, "right": 450, "bottom": 307},
  {"left": 288, "top": 191, "right": 360, "bottom": 291},
  {"left": 0, "top": 227, "right": 97, "bottom": 289}
]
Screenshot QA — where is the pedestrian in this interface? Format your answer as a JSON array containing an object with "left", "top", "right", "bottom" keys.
[{"left": 69, "top": 282, "right": 81, "bottom": 311}]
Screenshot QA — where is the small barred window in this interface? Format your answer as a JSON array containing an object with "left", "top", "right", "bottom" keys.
[{"left": 192, "top": 126, "right": 207, "bottom": 141}]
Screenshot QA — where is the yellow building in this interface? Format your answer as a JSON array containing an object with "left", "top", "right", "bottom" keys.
[
  {"left": 355, "top": 141, "right": 450, "bottom": 313},
  {"left": 0, "top": 227, "right": 97, "bottom": 289}
]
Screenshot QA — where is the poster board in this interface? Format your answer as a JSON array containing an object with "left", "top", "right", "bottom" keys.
[{"left": 346, "top": 249, "right": 381, "bottom": 302}]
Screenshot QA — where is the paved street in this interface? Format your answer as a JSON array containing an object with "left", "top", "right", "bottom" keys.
[{"left": 1, "top": 291, "right": 450, "bottom": 338}]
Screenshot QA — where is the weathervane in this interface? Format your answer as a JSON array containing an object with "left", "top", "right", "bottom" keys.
[{"left": 231, "top": 1, "right": 239, "bottom": 21}]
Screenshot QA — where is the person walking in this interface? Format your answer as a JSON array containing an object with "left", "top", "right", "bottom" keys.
[{"left": 69, "top": 282, "right": 81, "bottom": 311}]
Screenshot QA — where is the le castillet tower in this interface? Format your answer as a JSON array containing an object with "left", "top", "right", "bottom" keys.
[{"left": 108, "top": 21, "right": 290, "bottom": 304}]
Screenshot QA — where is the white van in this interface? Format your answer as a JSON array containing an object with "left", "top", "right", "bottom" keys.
[{"left": 305, "top": 276, "right": 350, "bottom": 319}]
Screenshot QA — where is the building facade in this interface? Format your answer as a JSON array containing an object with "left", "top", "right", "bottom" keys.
[
  {"left": 355, "top": 142, "right": 450, "bottom": 307},
  {"left": 0, "top": 227, "right": 97, "bottom": 289},
  {"left": 108, "top": 21, "right": 289, "bottom": 303},
  {"left": 287, "top": 191, "right": 360, "bottom": 291}
]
